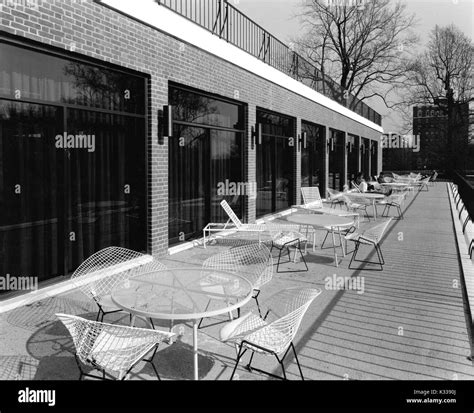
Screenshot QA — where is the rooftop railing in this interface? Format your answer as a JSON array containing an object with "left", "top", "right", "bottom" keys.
[{"left": 156, "top": 0, "right": 382, "bottom": 126}]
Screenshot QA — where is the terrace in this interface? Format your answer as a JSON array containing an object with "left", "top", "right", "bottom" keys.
[{"left": 1, "top": 181, "right": 473, "bottom": 381}]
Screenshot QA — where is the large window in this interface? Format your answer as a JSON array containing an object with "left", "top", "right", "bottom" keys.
[
  {"left": 361, "top": 137, "right": 370, "bottom": 179},
  {"left": 256, "top": 109, "right": 295, "bottom": 217},
  {"left": 301, "top": 121, "right": 325, "bottom": 191},
  {"left": 347, "top": 134, "right": 359, "bottom": 185},
  {"left": 328, "top": 129, "right": 345, "bottom": 191},
  {"left": 168, "top": 85, "right": 244, "bottom": 245},
  {"left": 370, "top": 140, "right": 379, "bottom": 178},
  {"left": 0, "top": 41, "right": 147, "bottom": 284}
]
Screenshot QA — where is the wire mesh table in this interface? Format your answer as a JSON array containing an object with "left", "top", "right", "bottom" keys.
[
  {"left": 286, "top": 214, "right": 354, "bottom": 267},
  {"left": 111, "top": 267, "right": 254, "bottom": 380}
]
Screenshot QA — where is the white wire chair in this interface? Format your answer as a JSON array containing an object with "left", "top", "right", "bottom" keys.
[
  {"left": 220, "top": 287, "right": 321, "bottom": 380},
  {"left": 56, "top": 313, "right": 174, "bottom": 380},
  {"left": 345, "top": 218, "right": 392, "bottom": 270},
  {"left": 342, "top": 194, "right": 372, "bottom": 221},
  {"left": 351, "top": 181, "right": 362, "bottom": 192},
  {"left": 327, "top": 188, "right": 345, "bottom": 209},
  {"left": 70, "top": 247, "right": 166, "bottom": 322},
  {"left": 301, "top": 186, "right": 323, "bottom": 207},
  {"left": 378, "top": 193, "right": 407, "bottom": 219},
  {"left": 198, "top": 243, "right": 273, "bottom": 327},
  {"left": 415, "top": 177, "right": 431, "bottom": 191},
  {"left": 265, "top": 224, "right": 308, "bottom": 273}
]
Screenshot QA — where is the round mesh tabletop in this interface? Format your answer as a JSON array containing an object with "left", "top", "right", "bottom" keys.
[
  {"left": 111, "top": 267, "right": 253, "bottom": 321},
  {"left": 286, "top": 214, "right": 354, "bottom": 228}
]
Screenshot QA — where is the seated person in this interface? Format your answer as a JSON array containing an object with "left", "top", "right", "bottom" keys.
[
  {"left": 354, "top": 172, "right": 368, "bottom": 192},
  {"left": 357, "top": 172, "right": 392, "bottom": 196}
]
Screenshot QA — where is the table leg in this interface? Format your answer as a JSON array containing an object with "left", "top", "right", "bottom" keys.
[
  {"left": 193, "top": 320, "right": 199, "bottom": 381},
  {"left": 331, "top": 229, "right": 338, "bottom": 267},
  {"left": 373, "top": 200, "right": 377, "bottom": 220},
  {"left": 338, "top": 227, "right": 346, "bottom": 257}
]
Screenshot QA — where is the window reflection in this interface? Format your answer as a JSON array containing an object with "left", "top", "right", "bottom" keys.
[{"left": 0, "top": 42, "right": 145, "bottom": 114}]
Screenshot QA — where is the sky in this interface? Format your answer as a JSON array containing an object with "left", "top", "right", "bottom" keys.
[{"left": 236, "top": 0, "right": 474, "bottom": 133}]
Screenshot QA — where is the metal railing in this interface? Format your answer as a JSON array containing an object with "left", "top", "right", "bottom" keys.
[
  {"left": 454, "top": 171, "right": 474, "bottom": 223},
  {"left": 155, "top": 0, "right": 382, "bottom": 126}
]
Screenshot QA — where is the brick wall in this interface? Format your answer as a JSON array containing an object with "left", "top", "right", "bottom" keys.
[{"left": 0, "top": 0, "right": 382, "bottom": 255}]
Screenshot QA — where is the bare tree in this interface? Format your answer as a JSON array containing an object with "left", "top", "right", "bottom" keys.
[
  {"left": 293, "top": 0, "right": 418, "bottom": 109},
  {"left": 402, "top": 24, "right": 473, "bottom": 172}
]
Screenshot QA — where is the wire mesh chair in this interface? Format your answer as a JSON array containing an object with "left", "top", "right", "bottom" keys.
[
  {"left": 378, "top": 193, "right": 407, "bottom": 219},
  {"left": 56, "top": 313, "right": 174, "bottom": 380},
  {"left": 265, "top": 225, "right": 308, "bottom": 273},
  {"left": 70, "top": 247, "right": 166, "bottom": 322},
  {"left": 342, "top": 194, "right": 372, "bottom": 221},
  {"left": 345, "top": 218, "right": 392, "bottom": 270},
  {"left": 220, "top": 287, "right": 321, "bottom": 380},
  {"left": 351, "top": 181, "right": 362, "bottom": 192},
  {"left": 301, "top": 186, "right": 323, "bottom": 207},
  {"left": 415, "top": 177, "right": 431, "bottom": 191},
  {"left": 327, "top": 188, "right": 345, "bottom": 209},
  {"left": 198, "top": 244, "right": 273, "bottom": 328}
]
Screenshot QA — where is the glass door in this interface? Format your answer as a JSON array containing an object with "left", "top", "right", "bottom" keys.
[
  {"left": 328, "top": 129, "right": 345, "bottom": 191},
  {"left": 256, "top": 109, "right": 295, "bottom": 218},
  {"left": 301, "top": 121, "right": 325, "bottom": 190},
  {"left": 169, "top": 125, "right": 209, "bottom": 244},
  {"left": 347, "top": 134, "right": 359, "bottom": 185}
]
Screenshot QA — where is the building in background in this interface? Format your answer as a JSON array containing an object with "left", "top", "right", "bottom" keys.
[{"left": 412, "top": 103, "right": 469, "bottom": 172}]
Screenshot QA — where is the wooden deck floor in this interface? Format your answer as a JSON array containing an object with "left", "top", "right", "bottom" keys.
[{"left": 1, "top": 182, "right": 473, "bottom": 381}]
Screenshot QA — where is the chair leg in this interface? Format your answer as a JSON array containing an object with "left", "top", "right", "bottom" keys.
[
  {"left": 198, "top": 299, "right": 212, "bottom": 329},
  {"left": 253, "top": 291, "right": 262, "bottom": 317},
  {"left": 230, "top": 344, "right": 247, "bottom": 380},
  {"left": 298, "top": 241, "right": 308, "bottom": 271},
  {"left": 291, "top": 342, "right": 304, "bottom": 380},
  {"left": 321, "top": 231, "right": 330, "bottom": 249},
  {"left": 376, "top": 244, "right": 385, "bottom": 265},
  {"left": 143, "top": 346, "right": 161, "bottom": 381},
  {"left": 276, "top": 248, "right": 283, "bottom": 273},
  {"left": 276, "top": 355, "right": 287, "bottom": 380},
  {"left": 348, "top": 241, "right": 361, "bottom": 269}
]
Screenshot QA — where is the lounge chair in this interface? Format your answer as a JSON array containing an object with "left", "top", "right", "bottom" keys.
[{"left": 203, "top": 200, "right": 300, "bottom": 247}]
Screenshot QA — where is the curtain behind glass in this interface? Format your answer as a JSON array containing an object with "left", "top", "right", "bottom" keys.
[
  {"left": 169, "top": 126, "right": 208, "bottom": 244},
  {"left": 210, "top": 130, "right": 243, "bottom": 223},
  {"left": 0, "top": 100, "right": 63, "bottom": 283},
  {"left": 64, "top": 109, "right": 146, "bottom": 273}
]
